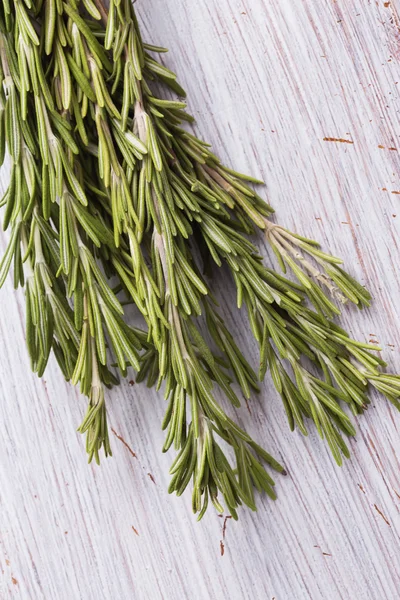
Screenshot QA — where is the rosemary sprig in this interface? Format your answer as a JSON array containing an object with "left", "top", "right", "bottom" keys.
[
  {"left": 0, "top": 0, "right": 399, "bottom": 520},
  {"left": 0, "top": 6, "right": 146, "bottom": 463}
]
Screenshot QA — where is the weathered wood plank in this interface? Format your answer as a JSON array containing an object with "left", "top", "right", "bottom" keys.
[{"left": 1, "top": 1, "right": 400, "bottom": 598}]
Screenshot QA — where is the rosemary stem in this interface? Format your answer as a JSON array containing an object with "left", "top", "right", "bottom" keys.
[{"left": 92, "top": 0, "right": 108, "bottom": 25}]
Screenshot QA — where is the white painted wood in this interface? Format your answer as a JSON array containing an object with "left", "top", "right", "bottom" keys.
[{"left": 1, "top": 1, "right": 400, "bottom": 598}]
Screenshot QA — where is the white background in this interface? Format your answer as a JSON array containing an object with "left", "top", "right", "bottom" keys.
[{"left": 1, "top": 1, "right": 400, "bottom": 598}]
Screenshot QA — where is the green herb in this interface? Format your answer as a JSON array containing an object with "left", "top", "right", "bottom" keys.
[{"left": 0, "top": 0, "right": 399, "bottom": 520}]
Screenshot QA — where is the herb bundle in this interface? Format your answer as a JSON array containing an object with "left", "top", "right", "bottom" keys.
[{"left": 1, "top": 0, "right": 399, "bottom": 520}]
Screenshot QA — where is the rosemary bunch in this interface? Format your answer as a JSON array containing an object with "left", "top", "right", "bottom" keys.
[{"left": 0, "top": 0, "right": 399, "bottom": 519}]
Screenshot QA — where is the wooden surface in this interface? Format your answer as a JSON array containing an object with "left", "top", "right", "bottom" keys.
[{"left": 1, "top": 1, "right": 400, "bottom": 598}]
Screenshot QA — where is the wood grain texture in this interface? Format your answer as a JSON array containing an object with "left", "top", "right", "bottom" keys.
[{"left": 1, "top": 1, "right": 400, "bottom": 598}]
